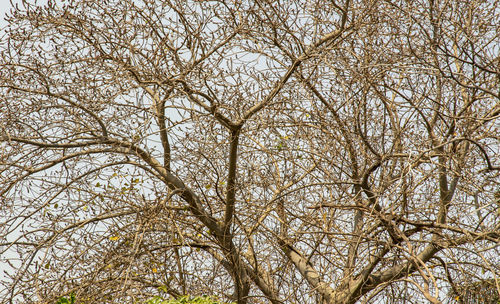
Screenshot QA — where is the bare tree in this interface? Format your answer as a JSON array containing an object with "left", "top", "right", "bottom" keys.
[{"left": 1, "top": 0, "right": 499, "bottom": 303}]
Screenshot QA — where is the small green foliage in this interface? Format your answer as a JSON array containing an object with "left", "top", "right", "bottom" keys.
[
  {"left": 55, "top": 293, "right": 75, "bottom": 304},
  {"left": 158, "top": 285, "right": 169, "bottom": 293},
  {"left": 145, "top": 296, "right": 166, "bottom": 304},
  {"left": 145, "top": 295, "right": 234, "bottom": 304},
  {"left": 53, "top": 294, "right": 233, "bottom": 304}
]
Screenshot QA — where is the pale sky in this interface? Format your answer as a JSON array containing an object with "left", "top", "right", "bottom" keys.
[
  {"left": 0, "top": 0, "right": 49, "bottom": 29},
  {"left": 0, "top": 1, "right": 13, "bottom": 24},
  {"left": 0, "top": 0, "right": 19, "bottom": 29}
]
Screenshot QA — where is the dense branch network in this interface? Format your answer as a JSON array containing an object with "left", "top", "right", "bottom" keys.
[{"left": 0, "top": 0, "right": 499, "bottom": 303}]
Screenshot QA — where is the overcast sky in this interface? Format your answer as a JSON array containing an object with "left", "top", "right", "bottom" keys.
[
  {"left": 0, "top": 0, "right": 49, "bottom": 29},
  {"left": 0, "top": 0, "right": 20, "bottom": 30}
]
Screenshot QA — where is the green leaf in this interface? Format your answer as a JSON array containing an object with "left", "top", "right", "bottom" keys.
[
  {"left": 55, "top": 297, "right": 69, "bottom": 304},
  {"left": 158, "top": 285, "right": 168, "bottom": 293}
]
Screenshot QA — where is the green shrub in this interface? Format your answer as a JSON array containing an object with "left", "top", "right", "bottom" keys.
[
  {"left": 54, "top": 293, "right": 233, "bottom": 304},
  {"left": 146, "top": 295, "right": 234, "bottom": 304}
]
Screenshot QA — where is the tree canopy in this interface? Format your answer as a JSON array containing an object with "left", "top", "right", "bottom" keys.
[{"left": 0, "top": 0, "right": 499, "bottom": 303}]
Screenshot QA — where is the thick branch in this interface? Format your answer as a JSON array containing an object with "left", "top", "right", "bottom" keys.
[
  {"left": 278, "top": 239, "right": 336, "bottom": 303},
  {"left": 223, "top": 129, "right": 240, "bottom": 245}
]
